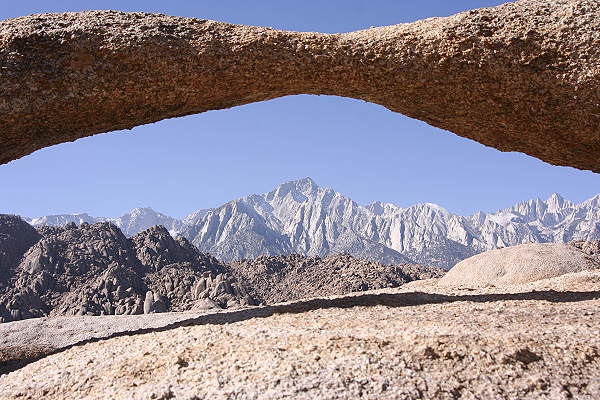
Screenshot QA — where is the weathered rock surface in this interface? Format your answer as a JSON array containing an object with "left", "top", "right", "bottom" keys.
[
  {"left": 0, "top": 215, "right": 40, "bottom": 283},
  {"left": 0, "top": 311, "right": 216, "bottom": 373},
  {"left": 0, "top": 219, "right": 256, "bottom": 322},
  {"left": 438, "top": 242, "right": 600, "bottom": 288},
  {"left": 229, "top": 253, "right": 445, "bottom": 304},
  {"left": 1, "top": 0, "right": 599, "bottom": 171},
  {"left": 1, "top": 270, "right": 599, "bottom": 399}
]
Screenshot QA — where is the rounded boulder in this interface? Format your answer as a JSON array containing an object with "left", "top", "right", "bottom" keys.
[{"left": 438, "top": 243, "right": 599, "bottom": 288}]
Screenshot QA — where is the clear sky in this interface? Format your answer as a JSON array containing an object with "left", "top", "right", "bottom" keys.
[{"left": 1, "top": 1, "right": 599, "bottom": 220}]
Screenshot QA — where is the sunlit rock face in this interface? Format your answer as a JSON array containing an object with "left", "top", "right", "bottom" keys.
[{"left": 0, "top": 0, "right": 599, "bottom": 171}]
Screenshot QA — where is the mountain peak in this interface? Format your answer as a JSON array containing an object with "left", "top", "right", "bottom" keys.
[
  {"left": 294, "top": 177, "right": 318, "bottom": 191},
  {"left": 268, "top": 177, "right": 321, "bottom": 202},
  {"left": 366, "top": 201, "right": 402, "bottom": 216},
  {"left": 546, "top": 193, "right": 565, "bottom": 211},
  {"left": 129, "top": 207, "right": 157, "bottom": 215},
  {"left": 367, "top": 201, "right": 385, "bottom": 215},
  {"left": 547, "top": 193, "right": 564, "bottom": 202}
]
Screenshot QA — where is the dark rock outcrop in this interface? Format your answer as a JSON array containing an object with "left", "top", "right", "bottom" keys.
[
  {"left": 571, "top": 239, "right": 600, "bottom": 259},
  {"left": 1, "top": 1, "right": 599, "bottom": 171},
  {"left": 132, "top": 226, "right": 255, "bottom": 311},
  {"left": 0, "top": 221, "right": 255, "bottom": 322},
  {"left": 228, "top": 253, "right": 445, "bottom": 304},
  {"left": 0, "top": 215, "right": 40, "bottom": 281}
]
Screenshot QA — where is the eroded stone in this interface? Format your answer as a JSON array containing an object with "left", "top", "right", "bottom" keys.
[{"left": 0, "top": 1, "right": 599, "bottom": 171}]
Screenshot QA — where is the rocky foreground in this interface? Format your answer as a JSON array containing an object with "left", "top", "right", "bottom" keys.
[
  {"left": 1, "top": 219, "right": 599, "bottom": 398},
  {"left": 0, "top": 270, "right": 599, "bottom": 399}
]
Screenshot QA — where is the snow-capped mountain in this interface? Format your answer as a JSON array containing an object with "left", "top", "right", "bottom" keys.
[
  {"left": 24, "top": 178, "right": 600, "bottom": 269},
  {"left": 26, "top": 213, "right": 102, "bottom": 227},
  {"left": 112, "top": 207, "right": 186, "bottom": 237},
  {"left": 26, "top": 207, "right": 185, "bottom": 238},
  {"left": 180, "top": 178, "right": 409, "bottom": 265}
]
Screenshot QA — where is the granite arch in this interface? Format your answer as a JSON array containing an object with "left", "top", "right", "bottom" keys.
[{"left": 0, "top": 0, "right": 598, "bottom": 171}]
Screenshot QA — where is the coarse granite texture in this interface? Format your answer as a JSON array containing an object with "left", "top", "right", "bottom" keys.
[
  {"left": 1, "top": 269, "right": 599, "bottom": 399},
  {"left": 1, "top": 0, "right": 599, "bottom": 171}
]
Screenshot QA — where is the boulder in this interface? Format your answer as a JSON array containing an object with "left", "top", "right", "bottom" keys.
[{"left": 438, "top": 243, "right": 600, "bottom": 288}]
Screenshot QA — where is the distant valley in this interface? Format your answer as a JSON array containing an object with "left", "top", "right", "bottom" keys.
[{"left": 24, "top": 178, "right": 600, "bottom": 270}]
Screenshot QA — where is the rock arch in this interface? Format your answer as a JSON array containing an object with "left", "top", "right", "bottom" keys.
[{"left": 0, "top": 0, "right": 599, "bottom": 171}]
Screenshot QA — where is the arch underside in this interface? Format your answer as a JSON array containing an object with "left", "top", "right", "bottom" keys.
[{"left": 0, "top": 0, "right": 598, "bottom": 172}]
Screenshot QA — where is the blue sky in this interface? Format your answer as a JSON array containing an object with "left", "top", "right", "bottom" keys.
[{"left": 1, "top": 1, "right": 599, "bottom": 220}]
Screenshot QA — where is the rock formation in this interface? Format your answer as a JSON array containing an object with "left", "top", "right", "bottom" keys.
[
  {"left": 0, "top": 219, "right": 256, "bottom": 322},
  {"left": 0, "top": 215, "right": 40, "bottom": 283},
  {"left": 1, "top": 0, "right": 599, "bottom": 171},
  {"left": 229, "top": 253, "right": 445, "bottom": 304},
  {"left": 2, "top": 225, "right": 599, "bottom": 396},
  {"left": 571, "top": 239, "right": 600, "bottom": 260},
  {"left": 437, "top": 241, "right": 600, "bottom": 288},
  {"left": 0, "top": 215, "right": 442, "bottom": 322}
]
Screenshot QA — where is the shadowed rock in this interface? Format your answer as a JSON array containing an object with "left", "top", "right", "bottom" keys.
[
  {"left": 1, "top": 0, "right": 599, "bottom": 171},
  {"left": 0, "top": 222, "right": 256, "bottom": 323}
]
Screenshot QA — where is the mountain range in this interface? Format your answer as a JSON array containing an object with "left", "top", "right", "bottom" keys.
[{"left": 24, "top": 178, "right": 600, "bottom": 270}]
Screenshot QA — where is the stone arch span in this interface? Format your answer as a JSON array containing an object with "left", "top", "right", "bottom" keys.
[{"left": 0, "top": 0, "right": 599, "bottom": 171}]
